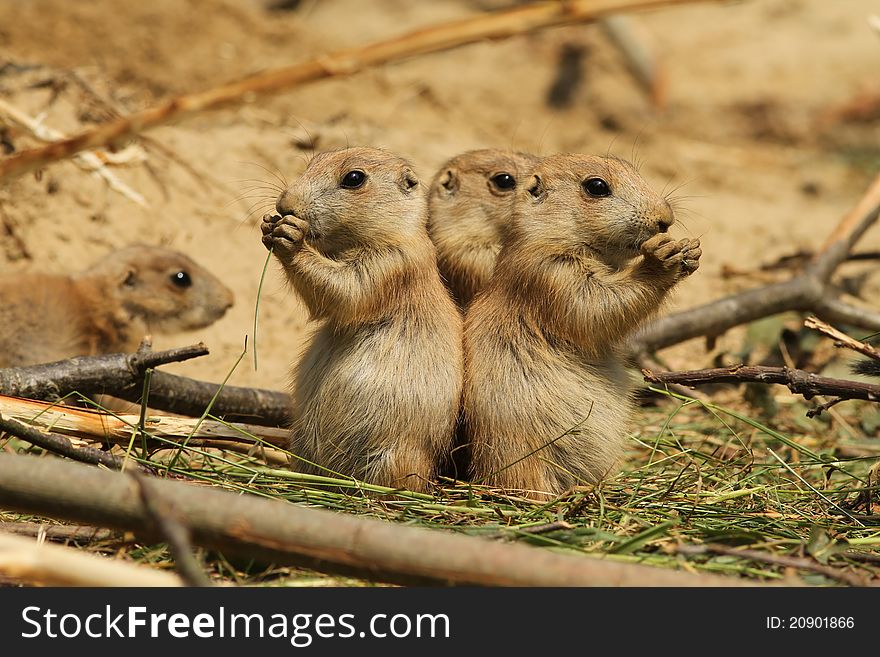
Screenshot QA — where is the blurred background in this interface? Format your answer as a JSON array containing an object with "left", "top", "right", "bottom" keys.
[{"left": 0, "top": 0, "right": 877, "bottom": 390}]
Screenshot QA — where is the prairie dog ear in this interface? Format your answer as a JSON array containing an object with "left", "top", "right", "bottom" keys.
[
  {"left": 526, "top": 174, "right": 545, "bottom": 201},
  {"left": 398, "top": 167, "right": 420, "bottom": 194},
  {"left": 436, "top": 168, "right": 459, "bottom": 195}
]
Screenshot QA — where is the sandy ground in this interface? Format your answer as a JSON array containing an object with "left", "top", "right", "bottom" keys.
[{"left": 0, "top": 0, "right": 878, "bottom": 394}]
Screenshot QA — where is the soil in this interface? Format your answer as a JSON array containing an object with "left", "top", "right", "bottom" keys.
[{"left": 0, "top": 0, "right": 878, "bottom": 394}]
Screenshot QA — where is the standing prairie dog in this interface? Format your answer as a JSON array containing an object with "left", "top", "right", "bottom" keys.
[
  {"left": 428, "top": 149, "right": 539, "bottom": 307},
  {"left": 261, "top": 147, "right": 463, "bottom": 493},
  {"left": 0, "top": 246, "right": 234, "bottom": 368},
  {"left": 463, "top": 154, "right": 701, "bottom": 498}
]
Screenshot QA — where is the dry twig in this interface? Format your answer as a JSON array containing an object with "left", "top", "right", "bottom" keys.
[
  {"left": 643, "top": 365, "right": 880, "bottom": 404},
  {"left": 0, "top": 0, "right": 711, "bottom": 181},
  {"left": 674, "top": 543, "right": 873, "bottom": 587}
]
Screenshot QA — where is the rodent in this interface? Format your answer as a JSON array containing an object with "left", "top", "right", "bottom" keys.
[
  {"left": 261, "top": 147, "right": 463, "bottom": 493},
  {"left": 427, "top": 149, "right": 540, "bottom": 307},
  {"left": 462, "top": 153, "right": 701, "bottom": 498},
  {"left": 0, "top": 245, "right": 235, "bottom": 368}
]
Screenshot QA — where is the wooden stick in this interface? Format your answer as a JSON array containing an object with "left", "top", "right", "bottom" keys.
[
  {"left": 0, "top": 453, "right": 749, "bottom": 587},
  {"left": 0, "top": 531, "right": 182, "bottom": 587},
  {"left": 643, "top": 365, "right": 880, "bottom": 402},
  {"left": 0, "top": 0, "right": 711, "bottom": 182}
]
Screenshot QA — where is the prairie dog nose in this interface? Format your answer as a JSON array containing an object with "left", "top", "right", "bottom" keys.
[
  {"left": 276, "top": 189, "right": 304, "bottom": 217},
  {"left": 656, "top": 199, "right": 674, "bottom": 233}
]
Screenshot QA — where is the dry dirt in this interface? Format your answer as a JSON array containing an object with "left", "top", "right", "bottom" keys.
[{"left": 0, "top": 0, "right": 878, "bottom": 395}]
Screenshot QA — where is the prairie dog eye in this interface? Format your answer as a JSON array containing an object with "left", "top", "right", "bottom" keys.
[
  {"left": 582, "top": 177, "right": 611, "bottom": 197},
  {"left": 490, "top": 172, "right": 516, "bottom": 191},
  {"left": 340, "top": 170, "right": 367, "bottom": 189},
  {"left": 170, "top": 271, "right": 192, "bottom": 288}
]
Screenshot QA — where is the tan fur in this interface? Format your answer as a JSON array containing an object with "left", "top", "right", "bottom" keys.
[
  {"left": 261, "top": 147, "right": 463, "bottom": 493},
  {"left": 463, "top": 154, "right": 701, "bottom": 499},
  {"left": 427, "top": 149, "right": 539, "bottom": 307},
  {"left": 0, "top": 246, "right": 234, "bottom": 368}
]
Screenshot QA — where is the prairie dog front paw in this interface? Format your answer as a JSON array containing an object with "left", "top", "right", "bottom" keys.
[{"left": 262, "top": 214, "right": 310, "bottom": 261}]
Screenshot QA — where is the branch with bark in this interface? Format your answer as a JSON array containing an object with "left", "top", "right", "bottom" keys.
[
  {"left": 0, "top": 345, "right": 291, "bottom": 427},
  {"left": 0, "top": 453, "right": 748, "bottom": 587},
  {"left": 643, "top": 365, "right": 880, "bottom": 404},
  {"left": 630, "top": 172, "right": 880, "bottom": 356}
]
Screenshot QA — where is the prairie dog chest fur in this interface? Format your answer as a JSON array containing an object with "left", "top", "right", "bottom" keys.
[
  {"left": 463, "top": 153, "right": 701, "bottom": 498},
  {"left": 0, "top": 246, "right": 234, "bottom": 368},
  {"left": 427, "top": 149, "right": 539, "bottom": 307},
  {"left": 261, "top": 147, "right": 463, "bottom": 493}
]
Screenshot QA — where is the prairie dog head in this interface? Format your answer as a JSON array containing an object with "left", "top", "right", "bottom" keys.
[
  {"left": 428, "top": 149, "right": 539, "bottom": 240},
  {"left": 275, "top": 147, "right": 424, "bottom": 253},
  {"left": 516, "top": 154, "right": 674, "bottom": 266},
  {"left": 80, "top": 246, "right": 235, "bottom": 331}
]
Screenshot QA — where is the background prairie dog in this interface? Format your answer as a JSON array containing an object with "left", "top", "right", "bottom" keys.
[
  {"left": 261, "top": 147, "right": 463, "bottom": 493},
  {"left": 463, "top": 154, "right": 701, "bottom": 498},
  {"left": 0, "top": 246, "right": 234, "bottom": 368},
  {"left": 428, "top": 149, "right": 539, "bottom": 307}
]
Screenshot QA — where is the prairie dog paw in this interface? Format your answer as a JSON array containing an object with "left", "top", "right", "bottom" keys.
[
  {"left": 679, "top": 238, "right": 701, "bottom": 277},
  {"left": 263, "top": 214, "right": 310, "bottom": 259},
  {"left": 641, "top": 235, "right": 700, "bottom": 280}
]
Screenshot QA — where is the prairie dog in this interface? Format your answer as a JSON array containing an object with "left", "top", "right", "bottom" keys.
[
  {"left": 261, "top": 147, "right": 463, "bottom": 493},
  {"left": 0, "top": 246, "right": 234, "bottom": 368},
  {"left": 428, "top": 149, "right": 539, "bottom": 306},
  {"left": 463, "top": 154, "right": 701, "bottom": 498}
]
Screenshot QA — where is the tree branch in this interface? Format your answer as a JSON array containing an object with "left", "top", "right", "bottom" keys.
[
  {"left": 631, "top": 172, "right": 880, "bottom": 355},
  {"left": 0, "top": 347, "right": 291, "bottom": 427},
  {"left": 0, "top": 0, "right": 712, "bottom": 181},
  {"left": 643, "top": 365, "right": 880, "bottom": 403},
  {"left": 0, "top": 453, "right": 747, "bottom": 587}
]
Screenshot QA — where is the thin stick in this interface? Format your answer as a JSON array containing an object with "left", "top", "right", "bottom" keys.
[
  {"left": 0, "top": 531, "right": 182, "bottom": 586},
  {"left": 130, "top": 471, "right": 213, "bottom": 587},
  {"left": 0, "top": 521, "right": 121, "bottom": 544},
  {"left": 643, "top": 365, "right": 880, "bottom": 403},
  {"left": 675, "top": 543, "right": 871, "bottom": 587},
  {"left": 0, "top": 412, "right": 150, "bottom": 472},
  {"left": 0, "top": 453, "right": 749, "bottom": 587},
  {"left": 0, "top": 395, "right": 289, "bottom": 450},
  {"left": 804, "top": 316, "right": 880, "bottom": 362},
  {"left": 0, "top": 98, "right": 148, "bottom": 206},
  {"left": 0, "top": 0, "right": 711, "bottom": 182}
]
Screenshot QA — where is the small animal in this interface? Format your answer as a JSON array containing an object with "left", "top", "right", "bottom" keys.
[
  {"left": 261, "top": 147, "right": 463, "bottom": 493},
  {"left": 427, "top": 149, "right": 540, "bottom": 307},
  {"left": 0, "top": 246, "right": 234, "bottom": 368},
  {"left": 462, "top": 153, "right": 701, "bottom": 498}
]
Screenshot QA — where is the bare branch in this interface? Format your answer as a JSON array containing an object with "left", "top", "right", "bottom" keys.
[
  {"left": 643, "top": 365, "right": 880, "bottom": 403},
  {"left": 0, "top": 454, "right": 748, "bottom": 587},
  {"left": 631, "top": 171, "right": 880, "bottom": 355},
  {"left": 0, "top": 347, "right": 291, "bottom": 427},
  {"left": 0, "top": 0, "right": 712, "bottom": 181}
]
